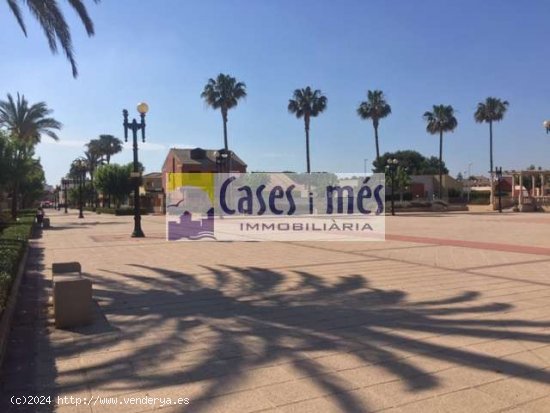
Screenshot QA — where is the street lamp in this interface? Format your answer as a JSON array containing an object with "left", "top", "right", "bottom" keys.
[
  {"left": 123, "top": 102, "right": 148, "bottom": 238},
  {"left": 55, "top": 185, "right": 61, "bottom": 210},
  {"left": 216, "top": 149, "right": 230, "bottom": 172},
  {"left": 386, "top": 158, "right": 399, "bottom": 216},
  {"left": 62, "top": 179, "right": 69, "bottom": 213},
  {"left": 495, "top": 166, "right": 503, "bottom": 213},
  {"left": 71, "top": 158, "right": 86, "bottom": 219}
]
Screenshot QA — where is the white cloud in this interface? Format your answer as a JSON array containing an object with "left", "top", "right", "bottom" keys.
[
  {"left": 127, "top": 141, "right": 165, "bottom": 151},
  {"left": 41, "top": 139, "right": 87, "bottom": 148}
]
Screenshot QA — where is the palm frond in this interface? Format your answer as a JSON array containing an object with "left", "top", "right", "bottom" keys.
[{"left": 7, "top": 0, "right": 27, "bottom": 35}]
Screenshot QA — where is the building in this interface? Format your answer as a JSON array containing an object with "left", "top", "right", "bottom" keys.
[
  {"left": 409, "top": 175, "right": 463, "bottom": 199},
  {"left": 140, "top": 172, "right": 164, "bottom": 214},
  {"left": 161, "top": 147, "right": 247, "bottom": 193}
]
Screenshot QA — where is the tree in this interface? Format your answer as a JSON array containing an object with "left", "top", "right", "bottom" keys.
[
  {"left": 95, "top": 163, "right": 133, "bottom": 208},
  {"left": 357, "top": 90, "right": 392, "bottom": 163},
  {"left": 474, "top": 97, "right": 509, "bottom": 176},
  {"left": 0, "top": 93, "right": 62, "bottom": 145},
  {"left": 0, "top": 93, "right": 61, "bottom": 218},
  {"left": 97, "top": 134, "right": 123, "bottom": 164},
  {"left": 7, "top": 0, "right": 100, "bottom": 78},
  {"left": 201, "top": 73, "right": 247, "bottom": 150},
  {"left": 288, "top": 87, "right": 328, "bottom": 173},
  {"left": 423, "top": 105, "right": 458, "bottom": 198},
  {"left": 19, "top": 158, "right": 46, "bottom": 209},
  {"left": 395, "top": 166, "right": 411, "bottom": 202},
  {"left": 0, "top": 134, "right": 46, "bottom": 213},
  {"left": 372, "top": 150, "right": 448, "bottom": 175},
  {"left": 84, "top": 139, "right": 104, "bottom": 208},
  {"left": 456, "top": 172, "right": 464, "bottom": 182}
]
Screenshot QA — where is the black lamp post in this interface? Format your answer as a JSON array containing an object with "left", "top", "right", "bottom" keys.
[
  {"left": 216, "top": 149, "right": 230, "bottom": 172},
  {"left": 72, "top": 158, "right": 86, "bottom": 219},
  {"left": 62, "top": 179, "right": 69, "bottom": 213},
  {"left": 55, "top": 185, "right": 58, "bottom": 210},
  {"left": 123, "top": 102, "right": 149, "bottom": 238},
  {"left": 495, "top": 166, "right": 503, "bottom": 213},
  {"left": 386, "top": 158, "right": 399, "bottom": 216}
]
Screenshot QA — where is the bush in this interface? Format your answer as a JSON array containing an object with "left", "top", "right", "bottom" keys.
[{"left": 0, "top": 216, "right": 33, "bottom": 313}]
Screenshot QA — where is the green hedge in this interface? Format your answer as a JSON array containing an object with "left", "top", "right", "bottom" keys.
[{"left": 0, "top": 216, "right": 33, "bottom": 313}]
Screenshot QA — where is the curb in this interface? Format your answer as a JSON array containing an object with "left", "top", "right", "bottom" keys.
[{"left": 0, "top": 243, "right": 30, "bottom": 371}]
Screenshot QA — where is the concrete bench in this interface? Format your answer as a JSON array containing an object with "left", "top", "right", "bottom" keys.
[
  {"left": 52, "top": 262, "right": 81, "bottom": 275},
  {"left": 52, "top": 262, "right": 92, "bottom": 329}
]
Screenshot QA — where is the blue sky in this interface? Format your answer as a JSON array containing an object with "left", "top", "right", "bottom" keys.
[{"left": 1, "top": 0, "right": 550, "bottom": 185}]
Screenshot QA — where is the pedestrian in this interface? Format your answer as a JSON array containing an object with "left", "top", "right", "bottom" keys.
[{"left": 36, "top": 206, "right": 44, "bottom": 225}]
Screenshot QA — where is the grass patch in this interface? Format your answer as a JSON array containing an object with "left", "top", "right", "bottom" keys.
[{"left": 0, "top": 216, "right": 34, "bottom": 314}]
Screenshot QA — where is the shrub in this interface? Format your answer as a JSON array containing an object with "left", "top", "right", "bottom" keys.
[{"left": 0, "top": 216, "right": 33, "bottom": 313}]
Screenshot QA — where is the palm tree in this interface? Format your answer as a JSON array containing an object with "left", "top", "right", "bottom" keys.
[
  {"left": 0, "top": 93, "right": 62, "bottom": 218},
  {"left": 0, "top": 93, "right": 62, "bottom": 145},
  {"left": 288, "top": 87, "right": 328, "bottom": 173},
  {"left": 474, "top": 97, "right": 509, "bottom": 175},
  {"left": 357, "top": 90, "right": 392, "bottom": 163},
  {"left": 97, "top": 134, "right": 123, "bottom": 164},
  {"left": 7, "top": 0, "right": 100, "bottom": 77},
  {"left": 201, "top": 73, "right": 247, "bottom": 150},
  {"left": 423, "top": 105, "right": 458, "bottom": 199},
  {"left": 84, "top": 142, "right": 103, "bottom": 209}
]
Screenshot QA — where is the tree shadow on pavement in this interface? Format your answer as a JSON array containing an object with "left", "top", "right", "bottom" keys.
[{"left": 18, "top": 261, "right": 550, "bottom": 412}]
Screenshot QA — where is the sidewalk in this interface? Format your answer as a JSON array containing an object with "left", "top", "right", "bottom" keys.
[{"left": 1, "top": 209, "right": 549, "bottom": 412}]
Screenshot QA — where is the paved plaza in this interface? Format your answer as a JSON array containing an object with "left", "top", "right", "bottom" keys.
[{"left": 1, "top": 209, "right": 549, "bottom": 412}]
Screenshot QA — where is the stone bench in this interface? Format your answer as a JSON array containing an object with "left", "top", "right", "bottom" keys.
[{"left": 52, "top": 262, "right": 93, "bottom": 329}]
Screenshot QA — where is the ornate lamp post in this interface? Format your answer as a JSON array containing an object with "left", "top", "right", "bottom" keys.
[
  {"left": 62, "top": 179, "right": 69, "bottom": 213},
  {"left": 216, "top": 149, "right": 230, "bottom": 172},
  {"left": 386, "top": 158, "right": 399, "bottom": 216},
  {"left": 495, "top": 166, "right": 503, "bottom": 213},
  {"left": 123, "top": 102, "right": 148, "bottom": 238},
  {"left": 55, "top": 185, "right": 61, "bottom": 210},
  {"left": 72, "top": 158, "right": 86, "bottom": 219}
]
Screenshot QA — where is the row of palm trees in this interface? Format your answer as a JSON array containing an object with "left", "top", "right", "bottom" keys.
[{"left": 202, "top": 73, "right": 509, "bottom": 197}]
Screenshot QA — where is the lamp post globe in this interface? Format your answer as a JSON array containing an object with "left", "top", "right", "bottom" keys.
[{"left": 137, "top": 102, "right": 149, "bottom": 114}]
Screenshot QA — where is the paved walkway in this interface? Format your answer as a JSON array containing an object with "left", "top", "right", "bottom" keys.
[{"left": 1, "top": 209, "right": 549, "bottom": 413}]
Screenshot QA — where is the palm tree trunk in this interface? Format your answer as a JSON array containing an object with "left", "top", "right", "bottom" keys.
[
  {"left": 305, "top": 116, "right": 311, "bottom": 174},
  {"left": 439, "top": 130, "right": 443, "bottom": 199},
  {"left": 373, "top": 121, "right": 380, "bottom": 163},
  {"left": 222, "top": 109, "right": 228, "bottom": 150},
  {"left": 489, "top": 120, "right": 493, "bottom": 175}
]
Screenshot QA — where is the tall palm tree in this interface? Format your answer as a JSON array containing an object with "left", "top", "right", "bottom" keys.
[
  {"left": 474, "top": 97, "right": 509, "bottom": 176},
  {"left": 7, "top": 0, "right": 100, "bottom": 77},
  {"left": 423, "top": 105, "right": 458, "bottom": 199},
  {"left": 201, "top": 73, "right": 247, "bottom": 150},
  {"left": 288, "top": 87, "right": 328, "bottom": 173},
  {"left": 357, "top": 90, "right": 392, "bottom": 163},
  {"left": 0, "top": 93, "right": 62, "bottom": 218},
  {"left": 97, "top": 134, "right": 123, "bottom": 164}
]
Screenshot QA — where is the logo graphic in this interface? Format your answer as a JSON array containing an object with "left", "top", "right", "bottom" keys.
[
  {"left": 166, "top": 172, "right": 385, "bottom": 242},
  {"left": 166, "top": 172, "right": 216, "bottom": 240}
]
